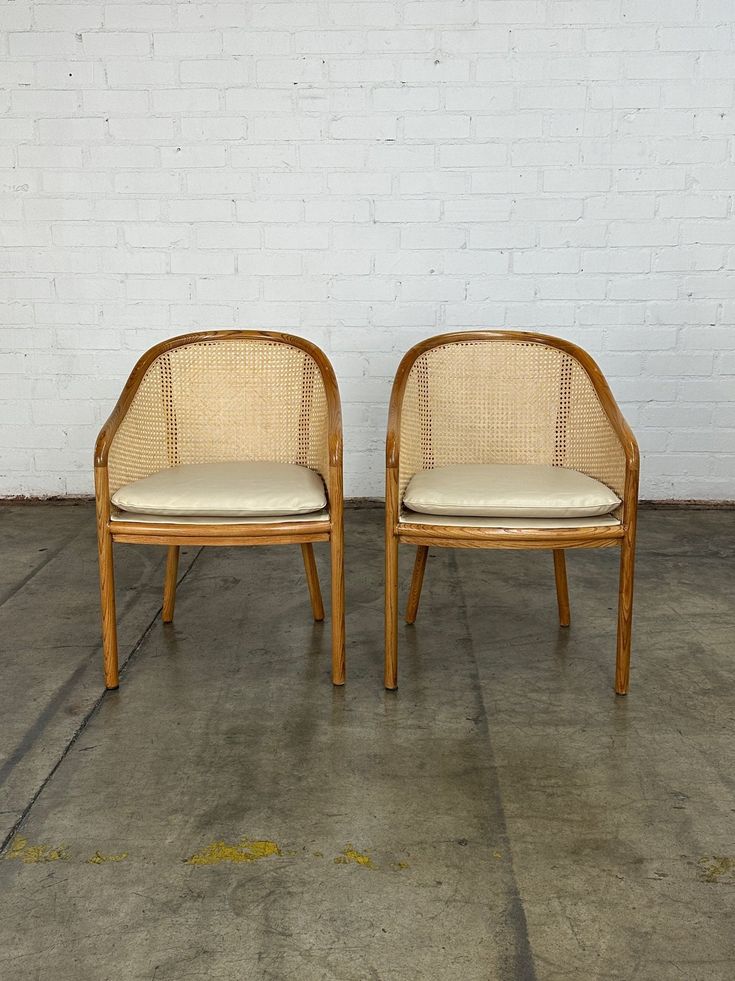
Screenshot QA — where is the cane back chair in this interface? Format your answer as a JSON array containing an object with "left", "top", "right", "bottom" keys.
[
  {"left": 95, "top": 331, "right": 344, "bottom": 689},
  {"left": 385, "top": 331, "right": 639, "bottom": 694}
]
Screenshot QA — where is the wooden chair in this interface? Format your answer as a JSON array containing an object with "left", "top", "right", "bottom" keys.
[
  {"left": 385, "top": 331, "right": 639, "bottom": 694},
  {"left": 94, "top": 331, "right": 344, "bottom": 689}
]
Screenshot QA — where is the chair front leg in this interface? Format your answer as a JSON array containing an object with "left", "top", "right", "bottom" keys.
[
  {"left": 301, "top": 543, "right": 325, "bottom": 621},
  {"left": 384, "top": 530, "right": 399, "bottom": 691},
  {"left": 552, "top": 549, "right": 571, "bottom": 627},
  {"left": 615, "top": 530, "right": 636, "bottom": 695},
  {"left": 94, "top": 475, "right": 119, "bottom": 690},
  {"left": 405, "top": 545, "right": 428, "bottom": 624},
  {"left": 384, "top": 467, "right": 400, "bottom": 690},
  {"left": 162, "top": 545, "right": 179, "bottom": 623}
]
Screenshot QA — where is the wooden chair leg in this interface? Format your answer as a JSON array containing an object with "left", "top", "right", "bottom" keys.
[
  {"left": 405, "top": 545, "right": 428, "bottom": 624},
  {"left": 330, "top": 518, "right": 345, "bottom": 686},
  {"left": 96, "top": 516, "right": 119, "bottom": 690},
  {"left": 301, "top": 543, "right": 325, "bottom": 621},
  {"left": 385, "top": 530, "right": 399, "bottom": 690},
  {"left": 162, "top": 545, "right": 179, "bottom": 623},
  {"left": 615, "top": 533, "right": 636, "bottom": 695},
  {"left": 553, "top": 549, "right": 571, "bottom": 627}
]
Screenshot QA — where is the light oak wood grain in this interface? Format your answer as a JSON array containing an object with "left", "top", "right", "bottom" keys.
[
  {"left": 553, "top": 549, "right": 571, "bottom": 627},
  {"left": 162, "top": 545, "right": 179, "bottom": 624},
  {"left": 301, "top": 543, "right": 325, "bottom": 622},
  {"left": 95, "top": 467, "right": 119, "bottom": 690},
  {"left": 405, "top": 546, "right": 428, "bottom": 624}
]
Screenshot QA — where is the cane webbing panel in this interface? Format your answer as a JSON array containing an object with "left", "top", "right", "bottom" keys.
[
  {"left": 398, "top": 339, "right": 626, "bottom": 515},
  {"left": 108, "top": 339, "right": 329, "bottom": 496}
]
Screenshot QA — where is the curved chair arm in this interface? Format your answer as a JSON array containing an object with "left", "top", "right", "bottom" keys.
[
  {"left": 311, "top": 342, "right": 343, "bottom": 511},
  {"left": 311, "top": 343, "right": 343, "bottom": 472},
  {"left": 559, "top": 337, "right": 638, "bottom": 479},
  {"left": 557, "top": 335, "right": 639, "bottom": 529},
  {"left": 95, "top": 339, "right": 174, "bottom": 470},
  {"left": 94, "top": 331, "right": 343, "bottom": 504},
  {"left": 94, "top": 337, "right": 173, "bottom": 509},
  {"left": 386, "top": 331, "right": 639, "bottom": 527}
]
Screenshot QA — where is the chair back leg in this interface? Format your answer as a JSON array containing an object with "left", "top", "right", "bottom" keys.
[
  {"left": 301, "top": 543, "right": 325, "bottom": 621},
  {"left": 162, "top": 545, "right": 180, "bottom": 623},
  {"left": 552, "top": 549, "right": 571, "bottom": 627},
  {"left": 405, "top": 546, "right": 429, "bottom": 624}
]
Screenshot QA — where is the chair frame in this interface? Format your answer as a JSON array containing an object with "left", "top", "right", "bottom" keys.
[
  {"left": 94, "top": 330, "right": 345, "bottom": 690},
  {"left": 385, "top": 330, "right": 639, "bottom": 695}
]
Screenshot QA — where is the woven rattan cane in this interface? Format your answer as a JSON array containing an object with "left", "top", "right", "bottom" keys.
[
  {"left": 95, "top": 330, "right": 344, "bottom": 690},
  {"left": 385, "top": 330, "right": 639, "bottom": 695}
]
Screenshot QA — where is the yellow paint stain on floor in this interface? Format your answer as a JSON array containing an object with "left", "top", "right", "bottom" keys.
[
  {"left": 4, "top": 836, "right": 68, "bottom": 864},
  {"left": 87, "top": 851, "right": 128, "bottom": 865},
  {"left": 186, "top": 837, "right": 281, "bottom": 866},
  {"left": 699, "top": 856, "right": 735, "bottom": 883},
  {"left": 334, "top": 844, "right": 374, "bottom": 869}
]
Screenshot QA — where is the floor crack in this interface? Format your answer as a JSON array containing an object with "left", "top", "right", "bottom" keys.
[{"left": 0, "top": 547, "right": 203, "bottom": 857}]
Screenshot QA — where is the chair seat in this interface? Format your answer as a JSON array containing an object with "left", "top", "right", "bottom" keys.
[
  {"left": 403, "top": 463, "right": 620, "bottom": 518},
  {"left": 111, "top": 461, "right": 327, "bottom": 517}
]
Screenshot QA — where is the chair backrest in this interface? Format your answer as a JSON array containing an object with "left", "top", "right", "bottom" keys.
[
  {"left": 396, "top": 333, "right": 627, "bottom": 501},
  {"left": 107, "top": 334, "right": 331, "bottom": 495}
]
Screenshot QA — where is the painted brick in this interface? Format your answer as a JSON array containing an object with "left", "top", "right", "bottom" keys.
[{"left": 1, "top": 0, "right": 732, "bottom": 500}]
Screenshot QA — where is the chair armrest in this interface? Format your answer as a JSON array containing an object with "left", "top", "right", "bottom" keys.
[
  {"left": 94, "top": 338, "right": 181, "bottom": 470},
  {"left": 311, "top": 344, "right": 343, "bottom": 510},
  {"left": 94, "top": 381, "right": 143, "bottom": 471},
  {"left": 386, "top": 344, "right": 417, "bottom": 473},
  {"left": 573, "top": 344, "right": 638, "bottom": 477},
  {"left": 385, "top": 345, "right": 424, "bottom": 522},
  {"left": 557, "top": 338, "right": 639, "bottom": 526},
  {"left": 314, "top": 349, "right": 342, "bottom": 472}
]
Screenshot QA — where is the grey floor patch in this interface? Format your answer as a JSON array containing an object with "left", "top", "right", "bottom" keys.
[{"left": 1, "top": 506, "right": 734, "bottom": 980}]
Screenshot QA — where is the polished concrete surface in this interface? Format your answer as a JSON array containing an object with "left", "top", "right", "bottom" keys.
[{"left": 0, "top": 503, "right": 733, "bottom": 980}]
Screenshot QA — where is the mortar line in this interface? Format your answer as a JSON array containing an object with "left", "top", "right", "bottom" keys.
[{"left": 0, "top": 547, "right": 204, "bottom": 857}]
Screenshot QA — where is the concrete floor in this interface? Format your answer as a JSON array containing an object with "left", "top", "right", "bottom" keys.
[{"left": 0, "top": 504, "right": 733, "bottom": 981}]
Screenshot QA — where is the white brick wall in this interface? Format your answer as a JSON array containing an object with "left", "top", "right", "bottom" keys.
[{"left": 1, "top": 0, "right": 733, "bottom": 500}]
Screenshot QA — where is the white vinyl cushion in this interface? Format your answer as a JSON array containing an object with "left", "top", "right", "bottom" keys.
[
  {"left": 399, "top": 511, "right": 620, "bottom": 529},
  {"left": 403, "top": 464, "right": 620, "bottom": 518},
  {"left": 112, "top": 461, "right": 327, "bottom": 517},
  {"left": 111, "top": 508, "right": 330, "bottom": 526}
]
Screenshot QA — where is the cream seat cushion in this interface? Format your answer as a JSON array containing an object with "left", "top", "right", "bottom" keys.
[
  {"left": 111, "top": 461, "right": 327, "bottom": 517},
  {"left": 403, "top": 464, "right": 620, "bottom": 519}
]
